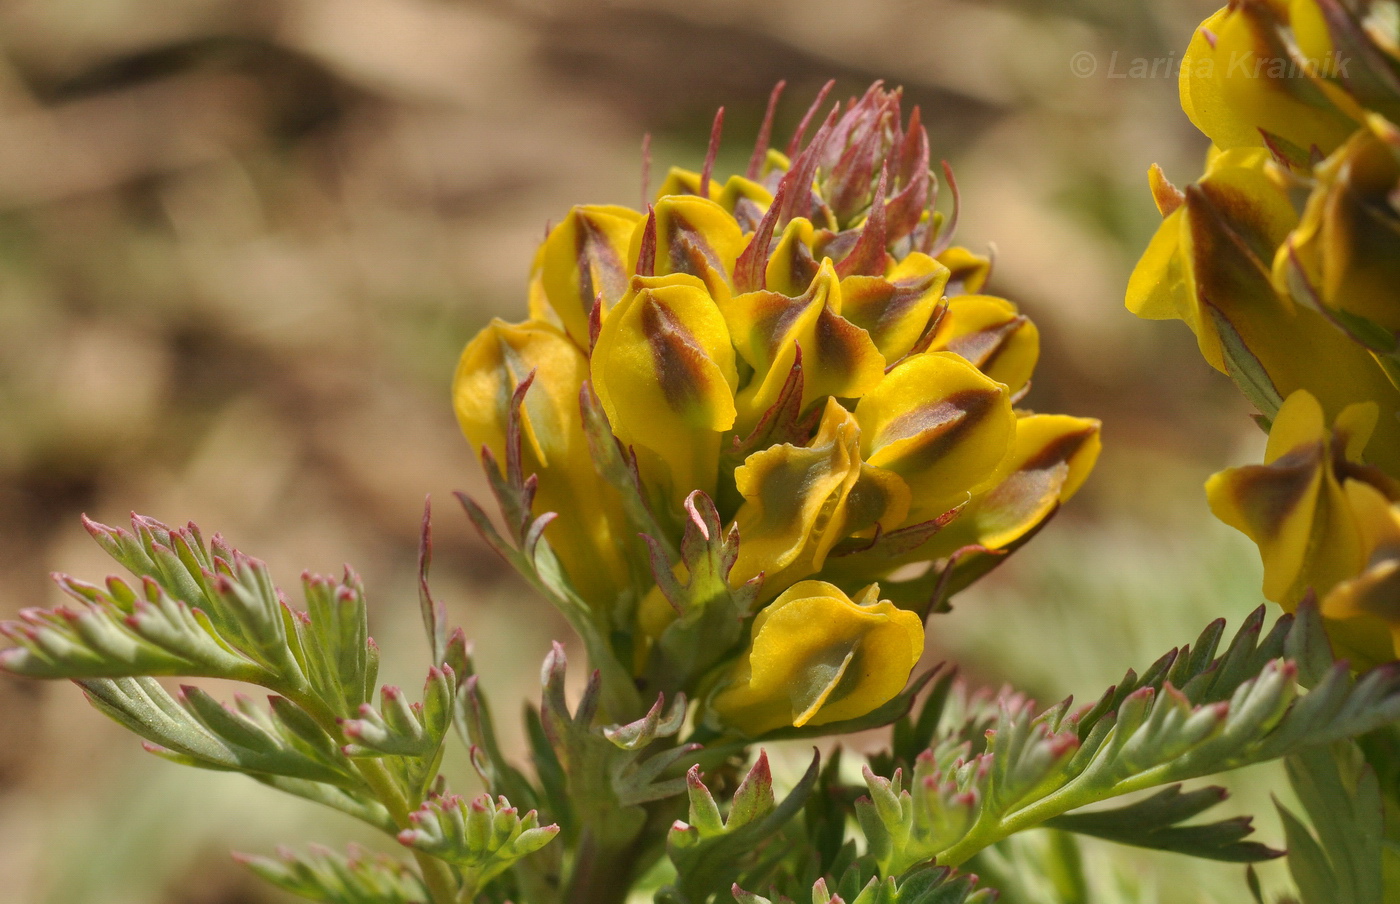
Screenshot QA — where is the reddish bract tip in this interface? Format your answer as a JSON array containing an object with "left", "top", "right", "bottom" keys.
[
  {"left": 636, "top": 206, "right": 657, "bottom": 277},
  {"left": 747, "top": 80, "right": 786, "bottom": 179},
  {"left": 787, "top": 79, "right": 836, "bottom": 157},
  {"left": 699, "top": 106, "right": 724, "bottom": 200}
]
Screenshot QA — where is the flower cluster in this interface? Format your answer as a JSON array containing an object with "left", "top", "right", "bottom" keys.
[
  {"left": 1128, "top": 0, "right": 1400, "bottom": 666},
  {"left": 456, "top": 83, "right": 1100, "bottom": 735}
]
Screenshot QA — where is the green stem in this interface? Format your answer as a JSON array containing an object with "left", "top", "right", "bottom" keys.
[
  {"left": 934, "top": 768, "right": 1185, "bottom": 868},
  {"left": 279, "top": 685, "right": 460, "bottom": 904},
  {"left": 357, "top": 758, "right": 461, "bottom": 904}
]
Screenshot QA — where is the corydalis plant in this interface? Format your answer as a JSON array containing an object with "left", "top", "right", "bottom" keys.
[{"left": 5, "top": 80, "right": 1400, "bottom": 904}]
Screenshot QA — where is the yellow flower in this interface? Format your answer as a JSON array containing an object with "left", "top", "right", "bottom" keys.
[
  {"left": 920, "top": 413, "right": 1102, "bottom": 557},
  {"left": 536, "top": 205, "right": 645, "bottom": 348},
  {"left": 455, "top": 82, "right": 1099, "bottom": 681},
  {"left": 591, "top": 273, "right": 739, "bottom": 508},
  {"left": 453, "top": 319, "right": 632, "bottom": 612},
  {"left": 855, "top": 351, "right": 1016, "bottom": 522},
  {"left": 926, "top": 294, "right": 1040, "bottom": 397},
  {"left": 1179, "top": 2, "right": 1359, "bottom": 157},
  {"left": 729, "top": 400, "right": 909, "bottom": 592},
  {"left": 839, "top": 252, "right": 950, "bottom": 362},
  {"left": 708, "top": 580, "right": 924, "bottom": 736},
  {"left": 724, "top": 258, "right": 887, "bottom": 434},
  {"left": 1206, "top": 389, "right": 1393, "bottom": 605},
  {"left": 1275, "top": 115, "right": 1400, "bottom": 336},
  {"left": 1318, "top": 479, "right": 1400, "bottom": 669},
  {"left": 1127, "top": 148, "right": 1400, "bottom": 473}
]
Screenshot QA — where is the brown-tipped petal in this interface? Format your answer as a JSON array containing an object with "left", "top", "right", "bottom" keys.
[
  {"left": 538, "top": 205, "right": 646, "bottom": 347},
  {"left": 856, "top": 351, "right": 1016, "bottom": 522},
  {"left": 726, "top": 259, "right": 886, "bottom": 434},
  {"left": 591, "top": 273, "right": 738, "bottom": 509},
  {"left": 630, "top": 195, "right": 744, "bottom": 302},
  {"left": 841, "top": 252, "right": 951, "bottom": 362},
  {"left": 928, "top": 294, "right": 1040, "bottom": 394}
]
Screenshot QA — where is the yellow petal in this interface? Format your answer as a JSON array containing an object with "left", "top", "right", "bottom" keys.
[
  {"left": 764, "top": 217, "right": 821, "bottom": 298},
  {"left": 1207, "top": 390, "right": 1366, "bottom": 604},
  {"left": 655, "top": 166, "right": 722, "bottom": 202},
  {"left": 708, "top": 580, "right": 924, "bottom": 736},
  {"left": 630, "top": 194, "right": 745, "bottom": 302},
  {"left": 928, "top": 295, "right": 1041, "bottom": 394},
  {"left": 1181, "top": 5, "right": 1357, "bottom": 155},
  {"left": 936, "top": 246, "right": 992, "bottom": 295},
  {"left": 924, "top": 413, "right": 1102, "bottom": 556},
  {"left": 855, "top": 352, "right": 1016, "bottom": 521},
  {"left": 730, "top": 400, "right": 910, "bottom": 591},
  {"left": 840, "top": 252, "right": 951, "bottom": 362},
  {"left": 453, "top": 319, "right": 632, "bottom": 611},
  {"left": 537, "top": 205, "right": 646, "bottom": 348},
  {"left": 591, "top": 272, "right": 738, "bottom": 509},
  {"left": 1318, "top": 481, "right": 1400, "bottom": 668},
  {"left": 726, "top": 259, "right": 887, "bottom": 433}
]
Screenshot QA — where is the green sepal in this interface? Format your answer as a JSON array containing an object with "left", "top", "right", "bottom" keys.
[{"left": 642, "top": 490, "right": 760, "bottom": 694}]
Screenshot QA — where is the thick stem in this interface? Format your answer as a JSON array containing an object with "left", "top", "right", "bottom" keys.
[{"left": 563, "top": 832, "right": 635, "bottom": 904}]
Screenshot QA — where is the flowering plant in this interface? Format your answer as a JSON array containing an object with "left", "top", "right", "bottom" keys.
[{"left": 3, "top": 73, "right": 1400, "bottom": 904}]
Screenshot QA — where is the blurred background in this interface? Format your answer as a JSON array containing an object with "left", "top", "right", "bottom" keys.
[{"left": 0, "top": 0, "right": 1287, "bottom": 901}]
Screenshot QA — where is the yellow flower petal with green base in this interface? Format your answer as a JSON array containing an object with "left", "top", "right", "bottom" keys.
[
  {"left": 708, "top": 580, "right": 925, "bottom": 736},
  {"left": 1276, "top": 115, "right": 1400, "bottom": 334},
  {"left": 591, "top": 273, "right": 739, "bottom": 509},
  {"left": 928, "top": 295, "right": 1041, "bottom": 395},
  {"left": 855, "top": 351, "right": 1015, "bottom": 523},
  {"left": 537, "top": 205, "right": 646, "bottom": 348},
  {"left": 1180, "top": 4, "right": 1358, "bottom": 156},
  {"left": 453, "top": 319, "right": 632, "bottom": 611},
  {"left": 922, "top": 413, "right": 1102, "bottom": 557},
  {"left": 1206, "top": 390, "right": 1376, "bottom": 604},
  {"left": 629, "top": 195, "right": 745, "bottom": 302},
  {"left": 840, "top": 252, "right": 950, "bottom": 362},
  {"left": 730, "top": 399, "right": 910, "bottom": 592},
  {"left": 726, "top": 258, "right": 887, "bottom": 434}
]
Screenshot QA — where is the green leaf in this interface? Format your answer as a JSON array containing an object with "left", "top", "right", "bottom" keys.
[
  {"left": 291, "top": 569, "right": 378, "bottom": 720},
  {"left": 537, "top": 644, "right": 695, "bottom": 840},
  {"left": 663, "top": 750, "right": 821, "bottom": 904},
  {"left": 397, "top": 792, "right": 560, "bottom": 896},
  {"left": 854, "top": 603, "right": 1400, "bottom": 874},
  {"left": 0, "top": 572, "right": 265, "bottom": 682},
  {"left": 733, "top": 864, "right": 993, "bottom": 904},
  {"left": 1046, "top": 784, "right": 1283, "bottom": 862},
  {"left": 80, "top": 677, "right": 365, "bottom": 789},
  {"left": 341, "top": 666, "right": 455, "bottom": 759},
  {"left": 1277, "top": 742, "right": 1384, "bottom": 904},
  {"left": 236, "top": 843, "right": 427, "bottom": 904}
]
